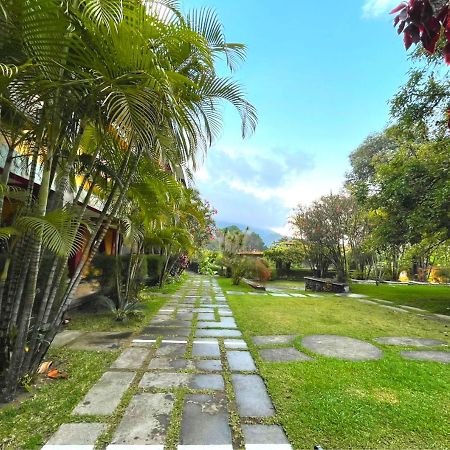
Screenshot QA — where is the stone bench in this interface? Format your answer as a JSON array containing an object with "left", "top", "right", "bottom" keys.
[
  {"left": 304, "top": 277, "right": 347, "bottom": 293},
  {"left": 242, "top": 278, "right": 266, "bottom": 291}
]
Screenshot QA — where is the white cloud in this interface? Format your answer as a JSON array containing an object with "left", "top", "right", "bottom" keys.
[{"left": 362, "top": 0, "right": 399, "bottom": 17}]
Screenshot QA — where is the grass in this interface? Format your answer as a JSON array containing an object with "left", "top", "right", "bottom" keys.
[
  {"left": 219, "top": 277, "right": 450, "bottom": 449},
  {"left": 351, "top": 283, "right": 450, "bottom": 315},
  {"left": 67, "top": 294, "right": 166, "bottom": 332},
  {"left": 0, "top": 276, "right": 187, "bottom": 449},
  {"left": 0, "top": 348, "right": 117, "bottom": 450}
]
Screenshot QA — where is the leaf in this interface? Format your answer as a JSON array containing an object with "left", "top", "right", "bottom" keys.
[{"left": 390, "top": 3, "right": 407, "bottom": 15}]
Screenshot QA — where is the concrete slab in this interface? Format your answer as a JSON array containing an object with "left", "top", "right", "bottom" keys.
[
  {"left": 252, "top": 335, "right": 297, "bottom": 346},
  {"left": 227, "top": 351, "right": 256, "bottom": 371},
  {"left": 141, "top": 327, "right": 191, "bottom": 337},
  {"left": 434, "top": 314, "right": 450, "bottom": 322},
  {"left": 290, "top": 293, "right": 307, "bottom": 298},
  {"left": 224, "top": 339, "right": 248, "bottom": 350},
  {"left": 195, "top": 360, "right": 222, "bottom": 372},
  {"left": 110, "top": 393, "right": 174, "bottom": 445},
  {"left": 111, "top": 348, "right": 150, "bottom": 369},
  {"left": 374, "top": 337, "right": 446, "bottom": 347},
  {"left": 139, "top": 372, "right": 192, "bottom": 389},
  {"left": 356, "top": 299, "right": 380, "bottom": 306},
  {"left": 156, "top": 342, "right": 187, "bottom": 357},
  {"left": 269, "top": 293, "right": 291, "bottom": 297},
  {"left": 398, "top": 305, "right": 427, "bottom": 312},
  {"left": 198, "top": 313, "right": 215, "bottom": 321},
  {"left": 197, "top": 320, "right": 237, "bottom": 329},
  {"left": 73, "top": 371, "right": 135, "bottom": 415},
  {"left": 302, "top": 335, "right": 383, "bottom": 361},
  {"left": 180, "top": 394, "right": 232, "bottom": 446},
  {"left": 150, "top": 320, "right": 191, "bottom": 327},
  {"left": 191, "top": 374, "right": 224, "bottom": 390},
  {"left": 192, "top": 339, "right": 220, "bottom": 358},
  {"left": 400, "top": 350, "right": 450, "bottom": 363},
  {"left": 196, "top": 329, "right": 242, "bottom": 338},
  {"left": 378, "top": 304, "right": 408, "bottom": 313},
  {"left": 242, "top": 424, "right": 291, "bottom": 448},
  {"left": 139, "top": 372, "right": 224, "bottom": 390},
  {"left": 232, "top": 374, "right": 274, "bottom": 417},
  {"left": 148, "top": 358, "right": 194, "bottom": 370},
  {"left": 67, "top": 331, "right": 132, "bottom": 351},
  {"left": 51, "top": 330, "right": 85, "bottom": 348},
  {"left": 44, "top": 423, "right": 106, "bottom": 446},
  {"left": 259, "top": 348, "right": 313, "bottom": 362}
]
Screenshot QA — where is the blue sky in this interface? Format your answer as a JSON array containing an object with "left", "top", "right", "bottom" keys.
[{"left": 183, "top": 0, "right": 411, "bottom": 235}]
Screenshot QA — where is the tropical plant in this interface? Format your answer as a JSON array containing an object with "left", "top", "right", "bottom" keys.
[{"left": 0, "top": 0, "right": 256, "bottom": 401}]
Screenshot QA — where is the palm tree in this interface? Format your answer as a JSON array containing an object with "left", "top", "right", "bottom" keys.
[{"left": 0, "top": 0, "right": 256, "bottom": 401}]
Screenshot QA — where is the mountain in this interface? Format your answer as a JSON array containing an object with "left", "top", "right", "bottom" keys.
[{"left": 215, "top": 220, "right": 283, "bottom": 247}]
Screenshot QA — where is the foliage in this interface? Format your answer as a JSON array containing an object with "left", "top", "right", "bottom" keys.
[
  {"left": 197, "top": 249, "right": 220, "bottom": 276},
  {"left": 264, "top": 239, "right": 305, "bottom": 271},
  {"left": 391, "top": 0, "right": 450, "bottom": 64},
  {"left": 0, "top": 0, "right": 256, "bottom": 401}
]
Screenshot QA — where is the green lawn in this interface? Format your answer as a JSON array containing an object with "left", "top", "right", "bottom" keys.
[
  {"left": 67, "top": 294, "right": 166, "bottom": 332},
  {"left": 351, "top": 283, "right": 450, "bottom": 315},
  {"left": 220, "top": 277, "right": 450, "bottom": 449},
  {"left": 0, "top": 348, "right": 117, "bottom": 449}
]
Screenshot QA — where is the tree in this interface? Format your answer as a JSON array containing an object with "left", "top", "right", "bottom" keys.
[
  {"left": 291, "top": 194, "right": 360, "bottom": 282},
  {"left": 0, "top": 0, "right": 256, "bottom": 401},
  {"left": 264, "top": 240, "right": 305, "bottom": 271}
]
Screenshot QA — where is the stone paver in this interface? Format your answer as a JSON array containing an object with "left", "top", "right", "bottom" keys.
[
  {"left": 180, "top": 394, "right": 232, "bottom": 447},
  {"left": 252, "top": 335, "right": 297, "bottom": 346},
  {"left": 73, "top": 371, "right": 135, "bottom": 415},
  {"left": 302, "top": 335, "right": 383, "bottom": 361},
  {"left": 227, "top": 350, "right": 257, "bottom": 371},
  {"left": 400, "top": 350, "right": 450, "bottom": 363},
  {"left": 374, "top": 337, "right": 446, "bottom": 347},
  {"left": 50, "top": 330, "right": 85, "bottom": 348},
  {"left": 43, "top": 275, "right": 294, "bottom": 449},
  {"left": 139, "top": 372, "right": 224, "bottom": 390},
  {"left": 110, "top": 393, "right": 174, "bottom": 445},
  {"left": 111, "top": 347, "right": 150, "bottom": 369},
  {"left": 232, "top": 374, "right": 275, "bottom": 417},
  {"left": 66, "top": 331, "right": 132, "bottom": 351},
  {"left": 156, "top": 342, "right": 186, "bottom": 357},
  {"left": 259, "top": 347, "right": 313, "bottom": 362},
  {"left": 196, "top": 328, "right": 242, "bottom": 338},
  {"left": 243, "top": 424, "right": 292, "bottom": 450},
  {"left": 43, "top": 423, "right": 106, "bottom": 448},
  {"left": 192, "top": 339, "right": 221, "bottom": 357}
]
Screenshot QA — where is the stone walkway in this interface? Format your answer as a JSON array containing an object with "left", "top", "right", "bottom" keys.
[{"left": 43, "top": 275, "right": 292, "bottom": 450}]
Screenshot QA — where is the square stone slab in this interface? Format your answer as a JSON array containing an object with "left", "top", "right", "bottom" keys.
[
  {"left": 139, "top": 372, "right": 224, "bottom": 390},
  {"left": 73, "top": 371, "right": 135, "bottom": 415},
  {"left": 242, "top": 424, "right": 291, "bottom": 449},
  {"left": 43, "top": 423, "right": 106, "bottom": 447},
  {"left": 156, "top": 342, "right": 187, "bottom": 357},
  {"left": 150, "top": 319, "right": 192, "bottom": 327},
  {"left": 196, "top": 329, "right": 242, "bottom": 338},
  {"left": 192, "top": 339, "right": 220, "bottom": 358},
  {"left": 67, "top": 331, "right": 132, "bottom": 351},
  {"left": 198, "top": 312, "right": 216, "bottom": 321},
  {"left": 110, "top": 393, "right": 174, "bottom": 445},
  {"left": 180, "top": 394, "right": 232, "bottom": 446},
  {"left": 50, "top": 330, "right": 85, "bottom": 348},
  {"left": 232, "top": 374, "right": 275, "bottom": 417},
  {"left": 252, "top": 335, "right": 297, "bottom": 346},
  {"left": 148, "top": 358, "right": 194, "bottom": 370},
  {"left": 141, "top": 327, "right": 191, "bottom": 337},
  {"left": 225, "top": 339, "right": 248, "bottom": 350},
  {"left": 259, "top": 348, "right": 313, "bottom": 362},
  {"left": 195, "top": 360, "right": 223, "bottom": 372},
  {"left": 227, "top": 351, "right": 257, "bottom": 371},
  {"left": 197, "top": 320, "right": 237, "bottom": 329},
  {"left": 111, "top": 347, "right": 150, "bottom": 369}
]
